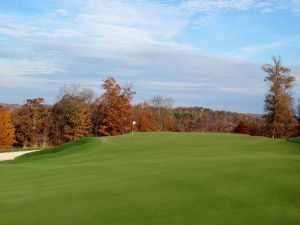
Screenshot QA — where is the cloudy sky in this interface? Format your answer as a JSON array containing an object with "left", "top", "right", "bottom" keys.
[{"left": 0, "top": 0, "right": 300, "bottom": 113}]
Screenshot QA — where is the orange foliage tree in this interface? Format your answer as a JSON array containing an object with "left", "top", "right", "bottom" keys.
[
  {"left": 96, "top": 77, "right": 135, "bottom": 136},
  {"left": 0, "top": 106, "right": 15, "bottom": 149},
  {"left": 133, "top": 102, "right": 158, "bottom": 132}
]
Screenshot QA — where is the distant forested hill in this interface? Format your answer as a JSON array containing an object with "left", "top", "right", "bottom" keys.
[
  {"left": 174, "top": 107, "right": 263, "bottom": 134},
  {"left": 0, "top": 103, "right": 21, "bottom": 111}
]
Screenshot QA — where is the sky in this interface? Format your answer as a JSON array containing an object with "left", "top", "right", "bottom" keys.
[{"left": 0, "top": 0, "right": 300, "bottom": 113}]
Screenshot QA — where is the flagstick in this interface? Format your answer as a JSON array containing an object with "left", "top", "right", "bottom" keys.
[{"left": 132, "top": 121, "right": 137, "bottom": 135}]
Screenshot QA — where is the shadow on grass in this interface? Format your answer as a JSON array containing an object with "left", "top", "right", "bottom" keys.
[{"left": 287, "top": 136, "right": 300, "bottom": 144}]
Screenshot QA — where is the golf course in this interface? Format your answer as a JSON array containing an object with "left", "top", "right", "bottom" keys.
[{"left": 0, "top": 132, "right": 299, "bottom": 225}]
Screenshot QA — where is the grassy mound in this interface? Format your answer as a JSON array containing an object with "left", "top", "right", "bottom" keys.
[
  {"left": 18, "top": 137, "right": 98, "bottom": 159},
  {"left": 0, "top": 133, "right": 300, "bottom": 225}
]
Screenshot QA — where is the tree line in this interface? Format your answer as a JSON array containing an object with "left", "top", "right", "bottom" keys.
[{"left": 0, "top": 57, "right": 299, "bottom": 149}]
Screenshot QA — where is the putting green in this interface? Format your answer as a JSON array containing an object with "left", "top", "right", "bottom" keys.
[{"left": 0, "top": 133, "right": 299, "bottom": 225}]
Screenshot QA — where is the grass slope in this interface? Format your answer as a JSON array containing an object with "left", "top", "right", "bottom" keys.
[{"left": 0, "top": 133, "right": 300, "bottom": 225}]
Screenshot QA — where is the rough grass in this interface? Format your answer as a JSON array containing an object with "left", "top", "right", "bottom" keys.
[{"left": 0, "top": 133, "right": 300, "bottom": 225}]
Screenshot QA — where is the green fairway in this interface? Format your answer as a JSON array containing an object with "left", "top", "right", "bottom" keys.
[{"left": 0, "top": 133, "right": 300, "bottom": 225}]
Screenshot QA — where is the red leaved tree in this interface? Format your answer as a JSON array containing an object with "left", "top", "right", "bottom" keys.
[
  {"left": 233, "top": 121, "right": 251, "bottom": 135},
  {"left": 96, "top": 77, "right": 135, "bottom": 136}
]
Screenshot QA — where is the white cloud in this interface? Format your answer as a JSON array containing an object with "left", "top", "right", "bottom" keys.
[
  {"left": 181, "top": 0, "right": 254, "bottom": 12},
  {"left": 292, "top": 0, "right": 300, "bottom": 15},
  {"left": 0, "top": 0, "right": 299, "bottom": 112},
  {"left": 55, "top": 8, "right": 69, "bottom": 16},
  {"left": 180, "top": 0, "right": 288, "bottom": 12},
  {"left": 219, "top": 87, "right": 261, "bottom": 95},
  {"left": 0, "top": 15, "right": 32, "bottom": 37},
  {"left": 135, "top": 80, "right": 218, "bottom": 90},
  {"left": 261, "top": 8, "right": 273, "bottom": 13},
  {"left": 0, "top": 59, "right": 63, "bottom": 89},
  {"left": 241, "top": 36, "right": 300, "bottom": 55}
]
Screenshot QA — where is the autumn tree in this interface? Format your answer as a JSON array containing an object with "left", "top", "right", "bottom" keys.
[
  {"left": 263, "top": 56, "right": 298, "bottom": 138},
  {"left": 173, "top": 107, "right": 264, "bottom": 134},
  {"left": 13, "top": 98, "right": 51, "bottom": 147},
  {"left": 150, "top": 96, "right": 175, "bottom": 131},
  {"left": 133, "top": 102, "right": 158, "bottom": 132},
  {"left": 51, "top": 86, "right": 93, "bottom": 144},
  {"left": 96, "top": 77, "right": 134, "bottom": 136},
  {"left": 0, "top": 106, "right": 15, "bottom": 149},
  {"left": 233, "top": 121, "right": 251, "bottom": 135}
]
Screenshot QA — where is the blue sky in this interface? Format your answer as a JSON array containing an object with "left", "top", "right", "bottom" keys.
[{"left": 0, "top": 0, "right": 300, "bottom": 113}]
